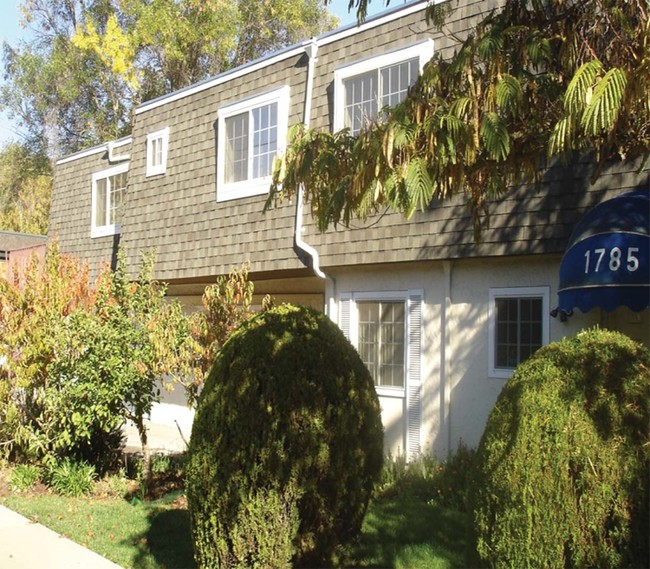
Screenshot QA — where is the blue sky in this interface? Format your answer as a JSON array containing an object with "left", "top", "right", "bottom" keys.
[{"left": 0, "top": 0, "right": 389, "bottom": 146}]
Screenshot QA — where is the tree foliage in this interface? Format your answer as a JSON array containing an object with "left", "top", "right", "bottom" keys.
[
  {"left": 0, "top": 244, "right": 195, "bottom": 479},
  {"left": 271, "top": 0, "right": 650, "bottom": 238},
  {"left": 0, "top": 142, "right": 52, "bottom": 234},
  {"left": 1, "top": 0, "right": 338, "bottom": 157},
  {"left": 185, "top": 263, "right": 256, "bottom": 406}
]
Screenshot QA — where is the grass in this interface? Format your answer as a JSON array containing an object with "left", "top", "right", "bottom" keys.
[
  {"left": 347, "top": 491, "right": 468, "bottom": 568},
  {"left": 0, "top": 491, "right": 194, "bottom": 569},
  {"left": 0, "top": 485, "right": 469, "bottom": 569}
]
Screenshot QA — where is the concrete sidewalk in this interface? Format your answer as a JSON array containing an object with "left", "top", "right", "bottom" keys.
[{"left": 0, "top": 505, "right": 123, "bottom": 568}]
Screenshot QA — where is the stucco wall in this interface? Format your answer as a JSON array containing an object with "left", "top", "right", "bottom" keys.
[{"left": 327, "top": 254, "right": 607, "bottom": 458}]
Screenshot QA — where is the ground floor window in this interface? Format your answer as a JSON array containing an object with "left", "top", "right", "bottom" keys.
[
  {"left": 489, "top": 287, "right": 550, "bottom": 378},
  {"left": 357, "top": 300, "right": 405, "bottom": 388},
  {"left": 338, "top": 290, "right": 422, "bottom": 459}
]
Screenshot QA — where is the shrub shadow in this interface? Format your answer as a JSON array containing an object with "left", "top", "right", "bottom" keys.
[{"left": 128, "top": 507, "right": 195, "bottom": 569}]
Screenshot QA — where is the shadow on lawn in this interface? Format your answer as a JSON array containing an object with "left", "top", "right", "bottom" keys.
[
  {"left": 130, "top": 508, "right": 196, "bottom": 569},
  {"left": 347, "top": 494, "right": 469, "bottom": 569}
]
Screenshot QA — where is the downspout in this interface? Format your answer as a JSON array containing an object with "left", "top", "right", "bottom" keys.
[{"left": 294, "top": 40, "right": 338, "bottom": 317}]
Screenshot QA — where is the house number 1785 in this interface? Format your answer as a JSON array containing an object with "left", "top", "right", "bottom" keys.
[{"left": 584, "top": 247, "right": 640, "bottom": 274}]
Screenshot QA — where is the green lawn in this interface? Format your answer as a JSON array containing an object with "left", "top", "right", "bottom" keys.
[
  {"left": 1, "top": 489, "right": 468, "bottom": 569},
  {"left": 1, "top": 491, "right": 194, "bottom": 569}
]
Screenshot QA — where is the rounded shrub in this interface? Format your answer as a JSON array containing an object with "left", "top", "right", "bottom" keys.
[
  {"left": 472, "top": 328, "right": 649, "bottom": 568},
  {"left": 186, "top": 304, "right": 384, "bottom": 568}
]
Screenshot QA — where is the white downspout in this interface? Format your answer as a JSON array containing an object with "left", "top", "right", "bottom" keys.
[{"left": 293, "top": 40, "right": 337, "bottom": 317}]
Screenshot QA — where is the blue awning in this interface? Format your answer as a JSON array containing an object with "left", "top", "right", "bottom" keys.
[{"left": 557, "top": 187, "right": 650, "bottom": 314}]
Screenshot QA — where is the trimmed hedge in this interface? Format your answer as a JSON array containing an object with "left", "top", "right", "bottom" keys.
[
  {"left": 472, "top": 328, "right": 650, "bottom": 568},
  {"left": 186, "top": 304, "right": 384, "bottom": 568}
]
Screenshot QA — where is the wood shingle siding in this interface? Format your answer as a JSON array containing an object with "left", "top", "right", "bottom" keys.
[{"left": 49, "top": 0, "right": 648, "bottom": 282}]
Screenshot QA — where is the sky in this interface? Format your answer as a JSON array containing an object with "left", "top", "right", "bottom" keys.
[{"left": 0, "top": 0, "right": 391, "bottom": 147}]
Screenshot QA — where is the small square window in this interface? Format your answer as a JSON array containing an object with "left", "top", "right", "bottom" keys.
[
  {"left": 146, "top": 127, "right": 169, "bottom": 177},
  {"left": 489, "top": 287, "right": 550, "bottom": 378}
]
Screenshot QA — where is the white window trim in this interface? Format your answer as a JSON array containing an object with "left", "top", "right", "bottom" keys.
[
  {"left": 90, "top": 163, "right": 128, "bottom": 238},
  {"left": 146, "top": 127, "right": 169, "bottom": 177},
  {"left": 216, "top": 85, "right": 290, "bottom": 202},
  {"left": 344, "top": 290, "right": 421, "bottom": 398},
  {"left": 488, "top": 286, "right": 550, "bottom": 379},
  {"left": 333, "top": 39, "right": 434, "bottom": 132}
]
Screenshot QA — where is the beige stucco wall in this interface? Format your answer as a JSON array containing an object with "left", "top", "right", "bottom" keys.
[{"left": 327, "top": 253, "right": 610, "bottom": 459}]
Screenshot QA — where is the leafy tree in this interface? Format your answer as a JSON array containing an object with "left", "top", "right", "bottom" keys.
[
  {"left": 271, "top": 0, "right": 649, "bottom": 238},
  {"left": 95, "top": 248, "right": 197, "bottom": 485},
  {"left": 1, "top": 1, "right": 136, "bottom": 157},
  {"left": 185, "top": 263, "right": 256, "bottom": 406},
  {"left": 0, "top": 142, "right": 52, "bottom": 234},
  {"left": 0, "top": 244, "right": 196, "bottom": 485},
  {"left": 2, "top": 0, "right": 338, "bottom": 157},
  {"left": 0, "top": 243, "right": 97, "bottom": 462}
]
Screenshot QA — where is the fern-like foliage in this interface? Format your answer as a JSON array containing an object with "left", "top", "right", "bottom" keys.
[{"left": 271, "top": 0, "right": 649, "bottom": 239}]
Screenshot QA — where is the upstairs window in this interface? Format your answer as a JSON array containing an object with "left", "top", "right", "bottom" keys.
[
  {"left": 488, "top": 287, "right": 550, "bottom": 378},
  {"left": 217, "top": 86, "right": 290, "bottom": 202},
  {"left": 91, "top": 164, "right": 128, "bottom": 238},
  {"left": 334, "top": 40, "right": 434, "bottom": 134},
  {"left": 146, "top": 127, "right": 169, "bottom": 177}
]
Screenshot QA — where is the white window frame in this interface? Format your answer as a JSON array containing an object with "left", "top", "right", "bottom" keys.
[
  {"left": 340, "top": 289, "right": 423, "bottom": 460},
  {"left": 488, "top": 286, "right": 550, "bottom": 379},
  {"left": 146, "top": 127, "right": 169, "bottom": 177},
  {"left": 333, "top": 40, "right": 434, "bottom": 133},
  {"left": 90, "top": 163, "right": 128, "bottom": 238},
  {"left": 216, "top": 85, "right": 290, "bottom": 202},
  {"left": 343, "top": 290, "right": 422, "bottom": 399}
]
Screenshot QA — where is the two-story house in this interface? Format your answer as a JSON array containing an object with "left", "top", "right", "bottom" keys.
[{"left": 49, "top": 0, "right": 649, "bottom": 459}]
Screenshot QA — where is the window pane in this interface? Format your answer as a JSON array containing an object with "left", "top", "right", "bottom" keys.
[
  {"left": 358, "top": 302, "right": 379, "bottom": 381},
  {"left": 109, "top": 172, "right": 126, "bottom": 225},
  {"left": 380, "top": 57, "right": 419, "bottom": 109},
  {"left": 358, "top": 300, "right": 405, "bottom": 387},
  {"left": 343, "top": 71, "right": 378, "bottom": 134},
  {"left": 150, "top": 137, "right": 163, "bottom": 167},
  {"left": 95, "top": 178, "right": 107, "bottom": 227},
  {"left": 252, "top": 102, "right": 278, "bottom": 179},
  {"left": 495, "top": 296, "right": 543, "bottom": 369},
  {"left": 225, "top": 113, "right": 248, "bottom": 183}
]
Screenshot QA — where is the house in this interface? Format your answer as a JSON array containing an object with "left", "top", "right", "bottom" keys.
[
  {"left": 49, "top": 0, "right": 649, "bottom": 459},
  {"left": 0, "top": 231, "right": 47, "bottom": 281}
]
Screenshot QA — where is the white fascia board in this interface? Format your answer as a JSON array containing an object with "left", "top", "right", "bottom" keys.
[
  {"left": 56, "top": 136, "right": 132, "bottom": 166},
  {"left": 135, "top": 0, "right": 430, "bottom": 116}
]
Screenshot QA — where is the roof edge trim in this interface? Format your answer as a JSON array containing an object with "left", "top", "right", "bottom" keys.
[
  {"left": 56, "top": 136, "right": 132, "bottom": 165},
  {"left": 135, "top": 0, "right": 429, "bottom": 115}
]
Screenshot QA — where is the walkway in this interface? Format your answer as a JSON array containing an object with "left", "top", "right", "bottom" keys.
[{"left": 0, "top": 504, "right": 123, "bottom": 568}]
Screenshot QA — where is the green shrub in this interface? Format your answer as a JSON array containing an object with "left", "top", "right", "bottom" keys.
[
  {"left": 429, "top": 443, "right": 476, "bottom": 512},
  {"left": 46, "top": 458, "right": 96, "bottom": 497},
  {"left": 66, "top": 425, "right": 125, "bottom": 477},
  {"left": 472, "top": 328, "right": 650, "bottom": 568},
  {"left": 10, "top": 463, "right": 41, "bottom": 492},
  {"left": 186, "top": 304, "right": 384, "bottom": 568},
  {"left": 227, "top": 484, "right": 301, "bottom": 569}
]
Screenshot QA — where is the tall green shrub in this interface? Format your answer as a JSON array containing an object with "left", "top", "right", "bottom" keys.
[
  {"left": 186, "top": 304, "right": 384, "bottom": 568},
  {"left": 472, "top": 328, "right": 650, "bottom": 568}
]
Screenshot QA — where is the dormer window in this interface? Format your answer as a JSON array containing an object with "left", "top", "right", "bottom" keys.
[
  {"left": 216, "top": 86, "right": 290, "bottom": 202},
  {"left": 91, "top": 164, "right": 128, "bottom": 238},
  {"left": 146, "top": 127, "right": 169, "bottom": 177},
  {"left": 334, "top": 41, "right": 434, "bottom": 134}
]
